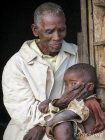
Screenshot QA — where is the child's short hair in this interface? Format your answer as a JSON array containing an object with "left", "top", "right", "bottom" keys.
[{"left": 66, "top": 63, "right": 98, "bottom": 88}]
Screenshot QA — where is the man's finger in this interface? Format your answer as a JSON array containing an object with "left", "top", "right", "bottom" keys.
[
  {"left": 76, "top": 84, "right": 88, "bottom": 100},
  {"left": 71, "top": 83, "right": 85, "bottom": 96},
  {"left": 72, "top": 82, "right": 84, "bottom": 90}
]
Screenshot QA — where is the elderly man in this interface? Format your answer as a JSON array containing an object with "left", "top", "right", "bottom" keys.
[{"left": 2, "top": 2, "right": 79, "bottom": 140}]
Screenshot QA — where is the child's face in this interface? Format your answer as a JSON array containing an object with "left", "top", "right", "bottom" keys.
[{"left": 64, "top": 71, "right": 84, "bottom": 91}]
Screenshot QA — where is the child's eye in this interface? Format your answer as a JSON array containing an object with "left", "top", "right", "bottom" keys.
[{"left": 72, "top": 81, "right": 77, "bottom": 86}]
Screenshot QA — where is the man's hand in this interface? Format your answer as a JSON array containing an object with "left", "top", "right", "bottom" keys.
[
  {"left": 38, "top": 99, "right": 51, "bottom": 113},
  {"left": 53, "top": 83, "right": 89, "bottom": 109},
  {"left": 23, "top": 125, "right": 45, "bottom": 140}
]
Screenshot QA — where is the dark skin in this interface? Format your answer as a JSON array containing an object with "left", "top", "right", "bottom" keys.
[
  {"left": 45, "top": 109, "right": 96, "bottom": 140},
  {"left": 23, "top": 125, "right": 45, "bottom": 140},
  {"left": 32, "top": 84, "right": 83, "bottom": 140},
  {"left": 46, "top": 99, "right": 102, "bottom": 139},
  {"left": 38, "top": 83, "right": 87, "bottom": 140},
  {"left": 31, "top": 14, "right": 66, "bottom": 57},
  {"left": 52, "top": 122, "right": 75, "bottom": 140},
  {"left": 39, "top": 71, "right": 94, "bottom": 140},
  {"left": 23, "top": 13, "right": 66, "bottom": 140},
  {"left": 46, "top": 111, "right": 78, "bottom": 140},
  {"left": 45, "top": 71, "right": 105, "bottom": 140},
  {"left": 23, "top": 13, "right": 67, "bottom": 140},
  {"left": 24, "top": 13, "right": 90, "bottom": 140}
]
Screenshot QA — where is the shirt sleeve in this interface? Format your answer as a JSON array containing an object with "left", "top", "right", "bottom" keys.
[{"left": 2, "top": 56, "right": 46, "bottom": 133}]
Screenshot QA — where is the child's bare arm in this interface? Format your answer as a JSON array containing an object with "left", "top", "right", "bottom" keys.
[
  {"left": 47, "top": 110, "right": 80, "bottom": 127},
  {"left": 47, "top": 99, "right": 89, "bottom": 127}
]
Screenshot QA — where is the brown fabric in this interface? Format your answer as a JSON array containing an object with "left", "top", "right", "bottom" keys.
[{"left": 85, "top": 97, "right": 105, "bottom": 133}]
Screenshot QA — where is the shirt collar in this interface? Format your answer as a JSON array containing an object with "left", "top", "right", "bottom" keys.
[
  {"left": 19, "top": 39, "right": 77, "bottom": 64},
  {"left": 30, "top": 39, "right": 43, "bottom": 57},
  {"left": 62, "top": 40, "right": 78, "bottom": 55}
]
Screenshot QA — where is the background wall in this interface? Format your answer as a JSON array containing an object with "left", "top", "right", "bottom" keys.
[{"left": 0, "top": 0, "right": 81, "bottom": 139}]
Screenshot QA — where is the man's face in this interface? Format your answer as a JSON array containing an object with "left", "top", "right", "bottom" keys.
[{"left": 35, "top": 14, "right": 67, "bottom": 56}]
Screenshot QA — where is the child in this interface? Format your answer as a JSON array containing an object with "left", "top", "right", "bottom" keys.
[{"left": 39, "top": 63, "right": 105, "bottom": 140}]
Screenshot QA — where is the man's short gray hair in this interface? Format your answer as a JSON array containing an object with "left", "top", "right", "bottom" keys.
[{"left": 34, "top": 2, "right": 65, "bottom": 26}]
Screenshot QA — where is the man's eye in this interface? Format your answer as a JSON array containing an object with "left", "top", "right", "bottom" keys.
[
  {"left": 45, "top": 30, "right": 53, "bottom": 34},
  {"left": 59, "top": 28, "right": 66, "bottom": 32}
]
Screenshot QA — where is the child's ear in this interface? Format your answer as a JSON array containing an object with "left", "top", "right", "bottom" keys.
[
  {"left": 87, "top": 82, "right": 95, "bottom": 91},
  {"left": 31, "top": 24, "right": 39, "bottom": 37}
]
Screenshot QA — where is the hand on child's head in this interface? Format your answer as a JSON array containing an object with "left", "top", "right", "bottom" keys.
[
  {"left": 64, "top": 81, "right": 85, "bottom": 95},
  {"left": 76, "top": 83, "right": 91, "bottom": 100},
  {"left": 72, "top": 81, "right": 85, "bottom": 90}
]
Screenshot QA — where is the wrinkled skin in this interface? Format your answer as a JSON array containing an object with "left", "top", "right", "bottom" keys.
[
  {"left": 38, "top": 83, "right": 88, "bottom": 114},
  {"left": 27, "top": 13, "right": 93, "bottom": 140},
  {"left": 38, "top": 99, "right": 51, "bottom": 113},
  {"left": 31, "top": 14, "right": 67, "bottom": 57},
  {"left": 54, "top": 71, "right": 94, "bottom": 109},
  {"left": 45, "top": 70, "right": 95, "bottom": 139},
  {"left": 54, "top": 83, "right": 89, "bottom": 109},
  {"left": 24, "top": 13, "right": 66, "bottom": 140}
]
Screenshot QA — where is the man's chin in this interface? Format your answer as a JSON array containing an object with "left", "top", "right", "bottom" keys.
[{"left": 49, "top": 50, "right": 60, "bottom": 56}]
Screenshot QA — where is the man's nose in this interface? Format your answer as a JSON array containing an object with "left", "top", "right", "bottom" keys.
[{"left": 53, "top": 31, "right": 61, "bottom": 40}]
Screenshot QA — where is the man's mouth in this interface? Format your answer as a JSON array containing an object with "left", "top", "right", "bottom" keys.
[{"left": 50, "top": 42, "right": 62, "bottom": 48}]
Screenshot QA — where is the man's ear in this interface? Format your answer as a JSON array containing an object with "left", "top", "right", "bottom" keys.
[
  {"left": 31, "top": 24, "right": 39, "bottom": 37},
  {"left": 87, "top": 82, "right": 95, "bottom": 91}
]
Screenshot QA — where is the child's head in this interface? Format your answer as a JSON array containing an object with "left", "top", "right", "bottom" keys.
[{"left": 64, "top": 63, "right": 98, "bottom": 94}]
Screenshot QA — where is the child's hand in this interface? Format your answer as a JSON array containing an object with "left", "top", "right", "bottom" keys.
[{"left": 38, "top": 99, "right": 51, "bottom": 113}]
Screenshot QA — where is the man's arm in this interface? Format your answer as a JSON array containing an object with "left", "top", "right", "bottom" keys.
[
  {"left": 51, "top": 84, "right": 85, "bottom": 109},
  {"left": 2, "top": 57, "right": 47, "bottom": 134}
]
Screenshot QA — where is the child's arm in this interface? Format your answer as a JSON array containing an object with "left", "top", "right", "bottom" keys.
[
  {"left": 47, "top": 99, "right": 89, "bottom": 127},
  {"left": 47, "top": 110, "right": 80, "bottom": 127},
  {"left": 45, "top": 110, "right": 80, "bottom": 139}
]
